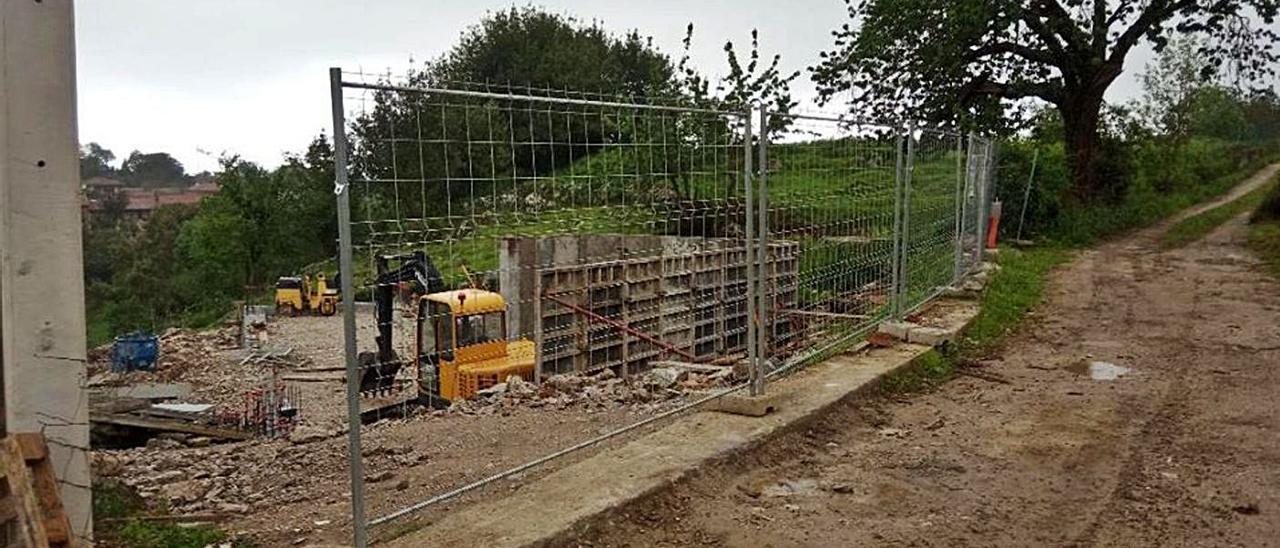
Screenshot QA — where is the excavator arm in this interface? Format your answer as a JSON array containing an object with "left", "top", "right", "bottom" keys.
[{"left": 358, "top": 251, "right": 445, "bottom": 395}]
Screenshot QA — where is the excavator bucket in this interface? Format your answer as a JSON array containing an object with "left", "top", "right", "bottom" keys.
[{"left": 357, "top": 349, "right": 403, "bottom": 396}]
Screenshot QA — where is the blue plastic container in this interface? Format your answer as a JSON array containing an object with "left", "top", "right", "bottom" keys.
[{"left": 111, "top": 332, "right": 159, "bottom": 372}]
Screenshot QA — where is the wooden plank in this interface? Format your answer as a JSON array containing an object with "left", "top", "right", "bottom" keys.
[
  {"left": 90, "top": 413, "right": 253, "bottom": 441},
  {"left": 0, "top": 496, "right": 18, "bottom": 523},
  {"left": 288, "top": 366, "right": 347, "bottom": 373},
  {"left": 1, "top": 437, "right": 49, "bottom": 547},
  {"left": 281, "top": 372, "right": 345, "bottom": 382},
  {"left": 88, "top": 396, "right": 150, "bottom": 415},
  {"left": 98, "top": 512, "right": 229, "bottom": 524},
  {"left": 649, "top": 360, "right": 729, "bottom": 374},
  {"left": 132, "top": 407, "right": 212, "bottom": 422},
  {"left": 14, "top": 433, "right": 48, "bottom": 462},
  {"left": 16, "top": 434, "right": 71, "bottom": 546}
]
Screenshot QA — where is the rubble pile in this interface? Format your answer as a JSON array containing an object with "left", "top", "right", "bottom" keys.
[
  {"left": 87, "top": 327, "right": 309, "bottom": 409},
  {"left": 96, "top": 435, "right": 354, "bottom": 517},
  {"left": 448, "top": 366, "right": 736, "bottom": 415}
]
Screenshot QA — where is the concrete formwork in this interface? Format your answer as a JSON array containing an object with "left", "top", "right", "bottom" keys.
[{"left": 501, "top": 234, "right": 798, "bottom": 377}]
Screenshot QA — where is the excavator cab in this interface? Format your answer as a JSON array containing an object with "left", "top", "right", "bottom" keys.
[
  {"left": 415, "top": 289, "right": 529, "bottom": 403},
  {"left": 359, "top": 251, "right": 535, "bottom": 403}
]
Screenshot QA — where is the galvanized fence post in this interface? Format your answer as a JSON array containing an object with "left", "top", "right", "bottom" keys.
[
  {"left": 890, "top": 128, "right": 906, "bottom": 319},
  {"left": 952, "top": 132, "right": 965, "bottom": 285},
  {"left": 743, "top": 109, "right": 761, "bottom": 397},
  {"left": 330, "top": 67, "right": 367, "bottom": 548},
  {"left": 755, "top": 105, "right": 770, "bottom": 386},
  {"left": 974, "top": 139, "right": 992, "bottom": 267},
  {"left": 897, "top": 122, "right": 916, "bottom": 316}
]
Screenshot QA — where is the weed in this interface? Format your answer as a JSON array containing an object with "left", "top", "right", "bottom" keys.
[
  {"left": 94, "top": 479, "right": 234, "bottom": 548},
  {"left": 1247, "top": 220, "right": 1280, "bottom": 279},
  {"left": 957, "top": 247, "right": 1068, "bottom": 355},
  {"left": 879, "top": 349, "right": 954, "bottom": 394}
]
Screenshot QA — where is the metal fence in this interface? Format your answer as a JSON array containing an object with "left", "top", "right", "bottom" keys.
[{"left": 329, "top": 69, "right": 995, "bottom": 546}]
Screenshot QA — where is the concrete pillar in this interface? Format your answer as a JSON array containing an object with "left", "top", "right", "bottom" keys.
[{"left": 0, "top": 0, "right": 93, "bottom": 541}]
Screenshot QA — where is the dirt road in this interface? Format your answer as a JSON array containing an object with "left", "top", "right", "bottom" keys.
[{"left": 572, "top": 165, "right": 1280, "bottom": 547}]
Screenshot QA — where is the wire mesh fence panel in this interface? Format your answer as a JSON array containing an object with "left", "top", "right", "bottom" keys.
[
  {"left": 332, "top": 70, "right": 999, "bottom": 541},
  {"left": 900, "top": 129, "right": 964, "bottom": 315},
  {"left": 758, "top": 114, "right": 900, "bottom": 368},
  {"left": 335, "top": 74, "right": 769, "bottom": 532},
  {"left": 957, "top": 136, "right": 993, "bottom": 276}
]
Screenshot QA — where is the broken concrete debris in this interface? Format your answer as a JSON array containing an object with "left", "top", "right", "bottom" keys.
[
  {"left": 450, "top": 367, "right": 733, "bottom": 416},
  {"left": 88, "top": 312, "right": 741, "bottom": 541},
  {"left": 288, "top": 425, "right": 339, "bottom": 445},
  {"left": 642, "top": 367, "right": 686, "bottom": 389}
]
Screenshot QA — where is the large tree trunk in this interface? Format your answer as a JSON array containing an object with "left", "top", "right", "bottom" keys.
[{"left": 1059, "top": 91, "right": 1106, "bottom": 202}]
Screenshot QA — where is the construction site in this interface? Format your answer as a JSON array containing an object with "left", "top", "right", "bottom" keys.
[
  {"left": 10, "top": 37, "right": 995, "bottom": 543},
  {"left": 15, "top": 2, "right": 1280, "bottom": 547}
]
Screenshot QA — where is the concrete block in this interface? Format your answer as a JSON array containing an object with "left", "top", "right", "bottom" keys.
[
  {"left": 877, "top": 321, "right": 915, "bottom": 341},
  {"left": 708, "top": 393, "right": 781, "bottom": 417},
  {"left": 942, "top": 286, "right": 979, "bottom": 300},
  {"left": 907, "top": 326, "right": 956, "bottom": 347}
]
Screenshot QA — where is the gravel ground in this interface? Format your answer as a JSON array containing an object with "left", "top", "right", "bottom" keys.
[{"left": 95, "top": 308, "right": 707, "bottom": 546}]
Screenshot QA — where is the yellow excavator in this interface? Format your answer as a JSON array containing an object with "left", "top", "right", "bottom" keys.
[
  {"left": 274, "top": 273, "right": 339, "bottom": 316},
  {"left": 358, "top": 252, "right": 535, "bottom": 403}
]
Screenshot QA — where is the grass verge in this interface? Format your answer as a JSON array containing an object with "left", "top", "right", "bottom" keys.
[
  {"left": 1160, "top": 174, "right": 1280, "bottom": 249},
  {"left": 1050, "top": 152, "right": 1280, "bottom": 247},
  {"left": 879, "top": 246, "right": 1070, "bottom": 394},
  {"left": 1247, "top": 220, "right": 1280, "bottom": 279},
  {"left": 94, "top": 479, "right": 245, "bottom": 548}
]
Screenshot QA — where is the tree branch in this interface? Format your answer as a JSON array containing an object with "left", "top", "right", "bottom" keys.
[
  {"left": 962, "top": 76, "right": 1063, "bottom": 105},
  {"left": 1028, "top": 0, "right": 1092, "bottom": 52},
  {"left": 1092, "top": 0, "right": 1109, "bottom": 57},
  {"left": 1018, "top": 11, "right": 1069, "bottom": 59},
  {"left": 1109, "top": 0, "right": 1197, "bottom": 63},
  {"left": 969, "top": 41, "right": 1057, "bottom": 66}
]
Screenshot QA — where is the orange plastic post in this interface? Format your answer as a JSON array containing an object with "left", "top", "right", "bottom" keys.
[{"left": 986, "top": 200, "right": 1003, "bottom": 249}]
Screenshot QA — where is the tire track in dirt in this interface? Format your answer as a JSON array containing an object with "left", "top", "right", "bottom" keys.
[{"left": 568, "top": 164, "right": 1280, "bottom": 548}]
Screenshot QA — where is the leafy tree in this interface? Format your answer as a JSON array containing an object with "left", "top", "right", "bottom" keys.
[
  {"left": 1135, "top": 37, "right": 1207, "bottom": 139},
  {"left": 80, "top": 142, "right": 116, "bottom": 179},
  {"left": 177, "top": 199, "right": 254, "bottom": 300},
  {"left": 105, "top": 204, "right": 199, "bottom": 331},
  {"left": 811, "top": 1, "right": 1280, "bottom": 199},
  {"left": 1187, "top": 86, "right": 1248, "bottom": 140},
  {"left": 676, "top": 25, "right": 800, "bottom": 136},
  {"left": 180, "top": 158, "right": 290, "bottom": 293},
  {"left": 433, "top": 6, "right": 676, "bottom": 98},
  {"left": 1242, "top": 90, "right": 1280, "bottom": 141},
  {"left": 351, "top": 6, "right": 681, "bottom": 222},
  {"left": 280, "top": 135, "right": 339, "bottom": 257},
  {"left": 120, "top": 151, "right": 188, "bottom": 188}
]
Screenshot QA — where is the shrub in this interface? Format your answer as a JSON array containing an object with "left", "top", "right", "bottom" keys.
[
  {"left": 1256, "top": 183, "right": 1280, "bottom": 223},
  {"left": 998, "top": 135, "right": 1278, "bottom": 245}
]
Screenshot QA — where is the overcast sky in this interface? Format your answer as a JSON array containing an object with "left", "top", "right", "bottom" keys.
[{"left": 76, "top": 1, "right": 1247, "bottom": 174}]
